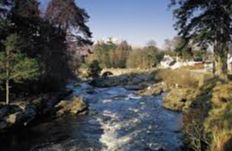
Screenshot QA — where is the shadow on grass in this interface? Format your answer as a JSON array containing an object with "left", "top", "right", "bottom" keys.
[{"left": 182, "top": 77, "right": 227, "bottom": 151}]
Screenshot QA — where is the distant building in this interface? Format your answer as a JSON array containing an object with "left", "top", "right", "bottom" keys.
[
  {"left": 160, "top": 55, "right": 176, "bottom": 68},
  {"left": 160, "top": 55, "right": 203, "bottom": 69},
  {"left": 95, "top": 37, "right": 123, "bottom": 45},
  {"left": 227, "top": 53, "right": 232, "bottom": 73}
]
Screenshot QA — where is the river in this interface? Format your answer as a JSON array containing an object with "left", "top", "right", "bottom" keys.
[{"left": 0, "top": 83, "right": 183, "bottom": 151}]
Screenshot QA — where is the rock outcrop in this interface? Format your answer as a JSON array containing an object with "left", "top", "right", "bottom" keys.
[
  {"left": 55, "top": 96, "right": 88, "bottom": 116},
  {"left": 138, "top": 83, "right": 164, "bottom": 96},
  {"left": 0, "top": 90, "right": 73, "bottom": 133}
]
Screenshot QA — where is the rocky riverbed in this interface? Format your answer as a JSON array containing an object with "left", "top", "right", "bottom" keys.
[
  {"left": 0, "top": 82, "right": 183, "bottom": 151},
  {"left": 0, "top": 90, "right": 88, "bottom": 133}
]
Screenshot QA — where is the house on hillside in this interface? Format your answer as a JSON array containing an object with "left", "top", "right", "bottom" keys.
[
  {"left": 160, "top": 55, "right": 176, "bottom": 68},
  {"left": 161, "top": 51, "right": 232, "bottom": 72},
  {"left": 160, "top": 55, "right": 203, "bottom": 69}
]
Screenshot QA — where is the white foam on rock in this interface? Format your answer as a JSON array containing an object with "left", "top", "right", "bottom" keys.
[
  {"left": 127, "top": 93, "right": 142, "bottom": 100},
  {"left": 102, "top": 99, "right": 113, "bottom": 104}
]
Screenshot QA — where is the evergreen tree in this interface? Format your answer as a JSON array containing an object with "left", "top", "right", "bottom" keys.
[
  {"left": 113, "top": 41, "right": 131, "bottom": 68},
  {"left": 45, "top": 0, "right": 92, "bottom": 44},
  {"left": 45, "top": 0, "right": 92, "bottom": 81},
  {"left": 91, "top": 41, "right": 117, "bottom": 68},
  {"left": 170, "top": 0, "right": 232, "bottom": 79},
  {"left": 0, "top": 0, "right": 41, "bottom": 57},
  {"left": 87, "top": 60, "right": 102, "bottom": 79},
  {"left": 0, "top": 34, "right": 39, "bottom": 104},
  {"left": 174, "top": 37, "right": 193, "bottom": 60},
  {"left": 0, "top": 0, "right": 92, "bottom": 96}
]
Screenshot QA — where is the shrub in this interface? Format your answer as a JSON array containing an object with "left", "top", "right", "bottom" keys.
[{"left": 87, "top": 60, "right": 102, "bottom": 79}]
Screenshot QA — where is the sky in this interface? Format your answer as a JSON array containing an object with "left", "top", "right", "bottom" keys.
[
  {"left": 76, "top": 0, "right": 178, "bottom": 48},
  {"left": 40, "top": 0, "right": 178, "bottom": 48}
]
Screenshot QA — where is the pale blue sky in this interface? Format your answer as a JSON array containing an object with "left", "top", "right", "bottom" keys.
[
  {"left": 77, "top": 0, "right": 177, "bottom": 48},
  {"left": 40, "top": 0, "right": 178, "bottom": 48}
]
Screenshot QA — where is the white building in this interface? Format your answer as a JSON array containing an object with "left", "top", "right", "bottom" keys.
[
  {"left": 160, "top": 55, "right": 176, "bottom": 68},
  {"left": 227, "top": 53, "right": 232, "bottom": 73},
  {"left": 95, "top": 37, "right": 123, "bottom": 45},
  {"left": 160, "top": 55, "right": 203, "bottom": 69}
]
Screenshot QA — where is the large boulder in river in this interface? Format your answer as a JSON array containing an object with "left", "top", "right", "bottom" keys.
[
  {"left": 55, "top": 96, "right": 88, "bottom": 116},
  {"left": 138, "top": 83, "right": 163, "bottom": 96}
]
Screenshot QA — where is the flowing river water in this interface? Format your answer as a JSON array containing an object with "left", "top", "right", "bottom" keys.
[{"left": 0, "top": 83, "right": 183, "bottom": 151}]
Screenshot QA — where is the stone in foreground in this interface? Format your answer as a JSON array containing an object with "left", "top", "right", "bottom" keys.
[{"left": 56, "top": 96, "right": 88, "bottom": 116}]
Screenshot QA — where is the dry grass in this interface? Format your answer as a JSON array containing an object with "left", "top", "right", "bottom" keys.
[
  {"left": 204, "top": 83, "right": 232, "bottom": 151},
  {"left": 156, "top": 68, "right": 201, "bottom": 88},
  {"left": 211, "top": 130, "right": 232, "bottom": 151},
  {"left": 163, "top": 88, "right": 197, "bottom": 111},
  {"left": 158, "top": 68, "right": 232, "bottom": 151},
  {"left": 211, "top": 83, "right": 232, "bottom": 106},
  {"left": 182, "top": 63, "right": 204, "bottom": 70}
]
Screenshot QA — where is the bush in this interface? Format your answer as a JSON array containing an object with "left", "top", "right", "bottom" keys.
[{"left": 87, "top": 60, "right": 102, "bottom": 79}]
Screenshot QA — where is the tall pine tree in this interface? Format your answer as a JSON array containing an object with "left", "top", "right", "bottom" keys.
[
  {"left": 45, "top": 0, "right": 92, "bottom": 44},
  {"left": 170, "top": 0, "right": 232, "bottom": 79},
  {"left": 0, "top": 34, "right": 39, "bottom": 104}
]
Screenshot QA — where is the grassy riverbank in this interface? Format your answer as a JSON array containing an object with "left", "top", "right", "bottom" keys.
[{"left": 155, "top": 68, "right": 232, "bottom": 151}]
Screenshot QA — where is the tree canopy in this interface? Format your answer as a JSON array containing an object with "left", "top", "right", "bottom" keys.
[
  {"left": 0, "top": 34, "right": 39, "bottom": 104},
  {"left": 0, "top": 0, "right": 92, "bottom": 102},
  {"left": 170, "top": 0, "right": 232, "bottom": 78},
  {"left": 46, "top": 0, "right": 92, "bottom": 45}
]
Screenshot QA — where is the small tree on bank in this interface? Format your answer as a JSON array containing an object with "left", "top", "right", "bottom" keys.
[
  {"left": 170, "top": 0, "right": 232, "bottom": 79},
  {"left": 0, "top": 34, "right": 39, "bottom": 104},
  {"left": 87, "top": 60, "right": 102, "bottom": 79}
]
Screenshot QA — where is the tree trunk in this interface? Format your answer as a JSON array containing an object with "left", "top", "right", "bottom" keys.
[
  {"left": 6, "top": 43, "right": 10, "bottom": 104},
  {"left": 214, "top": 52, "right": 228, "bottom": 80},
  {"left": 6, "top": 79, "right": 9, "bottom": 104}
]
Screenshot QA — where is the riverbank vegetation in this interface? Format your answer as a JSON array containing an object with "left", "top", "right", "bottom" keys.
[
  {"left": 179, "top": 76, "right": 232, "bottom": 151},
  {"left": 147, "top": 67, "right": 232, "bottom": 151},
  {"left": 168, "top": 0, "right": 232, "bottom": 150}
]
